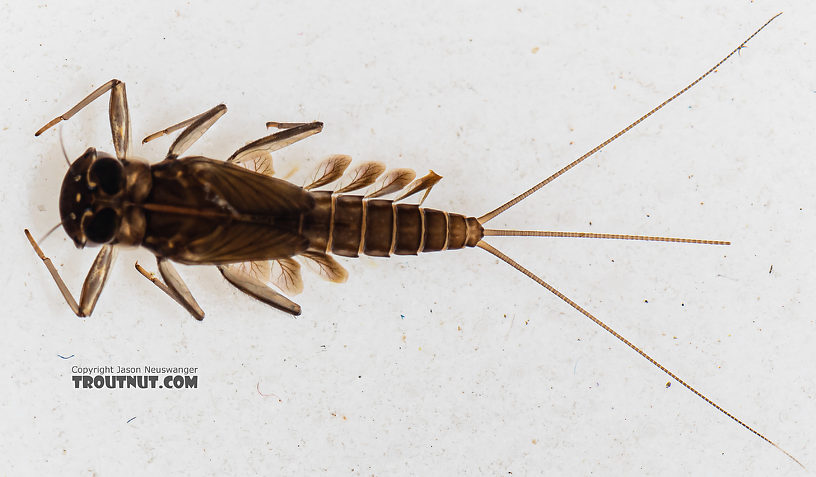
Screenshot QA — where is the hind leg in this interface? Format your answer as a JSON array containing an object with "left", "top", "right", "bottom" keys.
[
  {"left": 227, "top": 121, "right": 323, "bottom": 164},
  {"left": 218, "top": 265, "right": 301, "bottom": 316}
]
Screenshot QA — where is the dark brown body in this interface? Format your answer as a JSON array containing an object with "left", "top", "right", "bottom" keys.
[
  {"left": 140, "top": 157, "right": 483, "bottom": 265},
  {"left": 32, "top": 23, "right": 793, "bottom": 461}
]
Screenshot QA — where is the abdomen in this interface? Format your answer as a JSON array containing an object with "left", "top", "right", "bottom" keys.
[{"left": 301, "top": 191, "right": 484, "bottom": 257}]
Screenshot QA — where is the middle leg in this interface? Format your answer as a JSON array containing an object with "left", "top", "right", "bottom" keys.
[
  {"left": 135, "top": 258, "right": 205, "bottom": 320},
  {"left": 142, "top": 104, "right": 228, "bottom": 159}
]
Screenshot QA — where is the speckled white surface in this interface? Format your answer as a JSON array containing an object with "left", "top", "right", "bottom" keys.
[{"left": 3, "top": 1, "right": 815, "bottom": 475}]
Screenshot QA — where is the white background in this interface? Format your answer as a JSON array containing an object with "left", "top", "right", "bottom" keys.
[{"left": 3, "top": 1, "right": 815, "bottom": 475}]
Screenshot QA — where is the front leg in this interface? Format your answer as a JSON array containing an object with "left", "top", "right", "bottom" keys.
[
  {"left": 25, "top": 229, "right": 117, "bottom": 317},
  {"left": 35, "top": 79, "right": 131, "bottom": 160}
]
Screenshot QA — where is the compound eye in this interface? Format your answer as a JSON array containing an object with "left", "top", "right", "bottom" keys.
[
  {"left": 82, "top": 207, "right": 118, "bottom": 244},
  {"left": 88, "top": 157, "right": 123, "bottom": 195}
]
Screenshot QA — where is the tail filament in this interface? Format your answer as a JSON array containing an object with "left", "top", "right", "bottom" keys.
[
  {"left": 484, "top": 229, "right": 729, "bottom": 245},
  {"left": 477, "top": 240, "right": 802, "bottom": 468},
  {"left": 478, "top": 13, "right": 783, "bottom": 225},
  {"left": 475, "top": 13, "right": 801, "bottom": 467}
]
